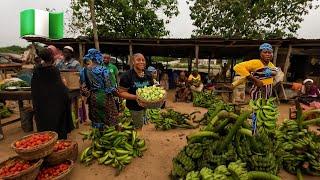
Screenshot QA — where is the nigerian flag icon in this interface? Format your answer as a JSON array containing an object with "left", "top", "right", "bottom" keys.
[{"left": 20, "top": 9, "right": 64, "bottom": 39}]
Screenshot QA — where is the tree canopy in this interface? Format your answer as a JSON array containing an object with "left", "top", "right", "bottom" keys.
[
  {"left": 187, "top": 0, "right": 318, "bottom": 39},
  {"left": 70, "top": 0, "right": 179, "bottom": 38}
]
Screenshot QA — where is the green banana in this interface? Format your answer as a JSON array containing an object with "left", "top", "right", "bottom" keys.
[{"left": 115, "top": 148, "right": 131, "bottom": 155}]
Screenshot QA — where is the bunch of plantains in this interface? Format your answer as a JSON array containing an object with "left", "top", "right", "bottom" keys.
[
  {"left": 171, "top": 103, "right": 283, "bottom": 179},
  {"left": 184, "top": 160, "right": 280, "bottom": 180},
  {"left": 192, "top": 91, "right": 223, "bottom": 108},
  {"left": 147, "top": 109, "right": 199, "bottom": 130},
  {"left": 79, "top": 122, "right": 146, "bottom": 174},
  {"left": 276, "top": 103, "right": 320, "bottom": 176}
]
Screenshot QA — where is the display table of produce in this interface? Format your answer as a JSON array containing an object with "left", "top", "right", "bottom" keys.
[
  {"left": 0, "top": 89, "right": 80, "bottom": 140},
  {"left": 0, "top": 63, "right": 22, "bottom": 79}
]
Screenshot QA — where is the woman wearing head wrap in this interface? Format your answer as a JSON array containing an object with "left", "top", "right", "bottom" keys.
[
  {"left": 80, "top": 48, "right": 118, "bottom": 129},
  {"left": 301, "top": 79, "right": 320, "bottom": 98},
  {"left": 233, "top": 43, "right": 278, "bottom": 100}
]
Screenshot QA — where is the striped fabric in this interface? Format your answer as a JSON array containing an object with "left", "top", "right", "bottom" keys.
[{"left": 250, "top": 84, "right": 273, "bottom": 100}]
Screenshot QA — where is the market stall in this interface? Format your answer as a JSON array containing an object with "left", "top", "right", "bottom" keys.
[{"left": 0, "top": 89, "right": 80, "bottom": 140}]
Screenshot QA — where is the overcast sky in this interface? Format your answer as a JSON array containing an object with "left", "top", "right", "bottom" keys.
[{"left": 0, "top": 0, "right": 320, "bottom": 47}]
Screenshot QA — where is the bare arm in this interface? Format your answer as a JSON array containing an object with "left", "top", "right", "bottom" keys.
[{"left": 118, "top": 87, "right": 137, "bottom": 100}]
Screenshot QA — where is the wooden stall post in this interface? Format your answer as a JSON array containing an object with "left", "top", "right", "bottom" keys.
[
  {"left": 195, "top": 45, "right": 199, "bottom": 69},
  {"left": 78, "top": 43, "right": 84, "bottom": 66},
  {"left": 283, "top": 45, "right": 292, "bottom": 81},
  {"left": 129, "top": 41, "right": 133, "bottom": 68},
  {"left": 273, "top": 46, "right": 279, "bottom": 65}
]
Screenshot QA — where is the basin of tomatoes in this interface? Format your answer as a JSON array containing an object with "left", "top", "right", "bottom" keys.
[
  {"left": 53, "top": 141, "right": 71, "bottom": 152},
  {"left": 15, "top": 133, "right": 53, "bottom": 149},
  {"left": 37, "top": 161, "right": 71, "bottom": 180},
  {"left": 0, "top": 159, "right": 32, "bottom": 178}
]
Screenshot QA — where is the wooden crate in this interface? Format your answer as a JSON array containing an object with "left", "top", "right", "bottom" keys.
[{"left": 60, "top": 71, "right": 80, "bottom": 90}]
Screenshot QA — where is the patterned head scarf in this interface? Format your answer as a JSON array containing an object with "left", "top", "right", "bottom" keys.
[
  {"left": 83, "top": 48, "right": 103, "bottom": 64},
  {"left": 259, "top": 43, "right": 273, "bottom": 52}
]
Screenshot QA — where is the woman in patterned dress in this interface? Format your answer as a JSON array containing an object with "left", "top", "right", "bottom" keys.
[{"left": 80, "top": 49, "right": 118, "bottom": 129}]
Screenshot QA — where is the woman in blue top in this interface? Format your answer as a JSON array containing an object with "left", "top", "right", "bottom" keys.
[{"left": 80, "top": 49, "right": 118, "bottom": 129}]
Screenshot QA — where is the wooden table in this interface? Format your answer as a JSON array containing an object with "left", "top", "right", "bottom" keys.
[
  {"left": 0, "top": 89, "right": 80, "bottom": 140},
  {"left": 0, "top": 63, "right": 22, "bottom": 79}
]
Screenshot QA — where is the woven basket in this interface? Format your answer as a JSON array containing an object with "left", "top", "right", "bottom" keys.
[
  {"left": 38, "top": 160, "right": 74, "bottom": 180},
  {"left": 45, "top": 140, "right": 78, "bottom": 166},
  {"left": 136, "top": 90, "right": 167, "bottom": 109},
  {"left": 11, "top": 131, "right": 58, "bottom": 160},
  {"left": 0, "top": 156, "right": 43, "bottom": 180}
]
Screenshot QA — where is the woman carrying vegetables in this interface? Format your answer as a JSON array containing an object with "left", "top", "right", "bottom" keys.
[
  {"left": 233, "top": 43, "right": 278, "bottom": 100},
  {"left": 118, "top": 53, "right": 153, "bottom": 129}
]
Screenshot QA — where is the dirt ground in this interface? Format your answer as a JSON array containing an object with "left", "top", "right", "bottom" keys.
[{"left": 0, "top": 92, "right": 319, "bottom": 180}]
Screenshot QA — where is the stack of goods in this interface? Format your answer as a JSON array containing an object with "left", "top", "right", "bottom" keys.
[
  {"left": 172, "top": 97, "right": 320, "bottom": 179},
  {"left": 0, "top": 131, "right": 77, "bottom": 180},
  {"left": 276, "top": 104, "right": 320, "bottom": 176},
  {"left": 147, "top": 109, "right": 199, "bottom": 130},
  {"left": 79, "top": 122, "right": 147, "bottom": 174},
  {"left": 171, "top": 98, "right": 283, "bottom": 179}
]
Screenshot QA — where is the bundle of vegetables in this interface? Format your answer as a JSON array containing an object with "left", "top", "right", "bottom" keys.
[
  {"left": 79, "top": 122, "right": 146, "bottom": 173},
  {"left": 172, "top": 110, "right": 252, "bottom": 178},
  {"left": 249, "top": 97, "right": 279, "bottom": 133},
  {"left": 147, "top": 109, "right": 199, "bottom": 130},
  {"left": 192, "top": 91, "right": 222, "bottom": 108},
  {"left": 276, "top": 105, "right": 320, "bottom": 176},
  {"left": 184, "top": 160, "right": 280, "bottom": 180},
  {"left": 0, "top": 103, "right": 12, "bottom": 118},
  {"left": 236, "top": 131, "right": 281, "bottom": 175},
  {"left": 0, "top": 78, "right": 29, "bottom": 90},
  {"left": 198, "top": 101, "right": 234, "bottom": 125}
]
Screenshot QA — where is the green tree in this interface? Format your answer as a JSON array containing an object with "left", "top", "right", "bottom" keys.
[
  {"left": 188, "top": 0, "right": 318, "bottom": 39},
  {"left": 70, "top": 0, "right": 179, "bottom": 38}
]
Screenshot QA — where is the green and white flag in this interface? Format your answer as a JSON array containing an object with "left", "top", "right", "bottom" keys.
[{"left": 20, "top": 9, "right": 64, "bottom": 39}]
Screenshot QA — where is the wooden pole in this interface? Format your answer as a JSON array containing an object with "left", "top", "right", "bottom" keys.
[
  {"left": 195, "top": 45, "right": 199, "bottom": 69},
  {"left": 89, "top": 0, "right": 99, "bottom": 50},
  {"left": 78, "top": 43, "right": 84, "bottom": 66},
  {"left": 283, "top": 45, "right": 292, "bottom": 81},
  {"left": 208, "top": 56, "right": 211, "bottom": 74},
  {"left": 273, "top": 46, "right": 279, "bottom": 65},
  {"left": 129, "top": 41, "right": 133, "bottom": 68}
]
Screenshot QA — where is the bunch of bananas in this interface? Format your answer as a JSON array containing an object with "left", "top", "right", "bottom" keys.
[
  {"left": 186, "top": 143, "right": 203, "bottom": 159},
  {"left": 198, "top": 102, "right": 234, "bottom": 125},
  {"left": 147, "top": 109, "right": 198, "bottom": 130},
  {"left": 276, "top": 119, "right": 320, "bottom": 175},
  {"left": 80, "top": 122, "right": 147, "bottom": 172},
  {"left": 192, "top": 91, "right": 223, "bottom": 108},
  {"left": 249, "top": 98, "right": 279, "bottom": 132},
  {"left": 185, "top": 161, "right": 281, "bottom": 180},
  {"left": 172, "top": 148, "right": 196, "bottom": 177}
]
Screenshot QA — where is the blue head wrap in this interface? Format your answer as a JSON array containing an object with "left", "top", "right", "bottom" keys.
[
  {"left": 83, "top": 48, "right": 103, "bottom": 64},
  {"left": 147, "top": 66, "right": 156, "bottom": 73},
  {"left": 259, "top": 43, "right": 273, "bottom": 52}
]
